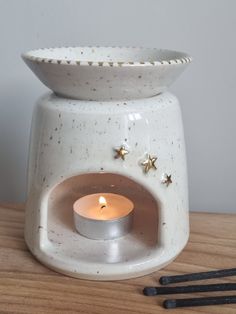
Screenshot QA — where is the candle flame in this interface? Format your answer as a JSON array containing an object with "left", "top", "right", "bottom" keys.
[{"left": 99, "top": 196, "right": 107, "bottom": 209}]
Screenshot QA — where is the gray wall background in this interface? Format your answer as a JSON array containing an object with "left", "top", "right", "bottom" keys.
[{"left": 0, "top": 0, "right": 235, "bottom": 212}]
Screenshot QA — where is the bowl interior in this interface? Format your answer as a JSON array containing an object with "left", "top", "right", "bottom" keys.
[{"left": 24, "top": 47, "right": 190, "bottom": 63}]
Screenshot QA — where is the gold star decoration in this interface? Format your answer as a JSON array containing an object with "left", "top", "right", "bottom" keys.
[
  {"left": 141, "top": 154, "right": 157, "bottom": 173},
  {"left": 114, "top": 145, "right": 129, "bottom": 160},
  {"left": 162, "top": 173, "right": 172, "bottom": 187}
]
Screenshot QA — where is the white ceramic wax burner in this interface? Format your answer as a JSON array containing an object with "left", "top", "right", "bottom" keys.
[{"left": 22, "top": 47, "right": 192, "bottom": 280}]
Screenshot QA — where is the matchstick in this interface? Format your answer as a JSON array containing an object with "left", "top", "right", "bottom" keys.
[
  {"left": 159, "top": 268, "right": 236, "bottom": 285},
  {"left": 143, "top": 283, "right": 236, "bottom": 296},
  {"left": 163, "top": 295, "right": 236, "bottom": 309}
]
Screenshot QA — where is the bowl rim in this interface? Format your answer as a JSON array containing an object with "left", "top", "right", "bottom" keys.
[{"left": 22, "top": 46, "right": 192, "bottom": 67}]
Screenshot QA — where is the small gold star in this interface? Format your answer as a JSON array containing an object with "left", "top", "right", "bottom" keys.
[
  {"left": 141, "top": 154, "right": 157, "bottom": 173},
  {"left": 162, "top": 173, "right": 172, "bottom": 187},
  {"left": 114, "top": 146, "right": 129, "bottom": 160}
]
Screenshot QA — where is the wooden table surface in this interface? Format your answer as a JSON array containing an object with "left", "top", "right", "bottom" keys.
[{"left": 0, "top": 204, "right": 236, "bottom": 314}]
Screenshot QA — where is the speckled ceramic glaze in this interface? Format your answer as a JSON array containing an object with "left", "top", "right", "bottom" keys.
[
  {"left": 23, "top": 47, "right": 192, "bottom": 280},
  {"left": 22, "top": 47, "right": 191, "bottom": 100}
]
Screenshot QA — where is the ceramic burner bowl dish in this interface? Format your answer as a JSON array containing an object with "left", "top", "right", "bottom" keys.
[
  {"left": 23, "top": 46, "right": 192, "bottom": 280},
  {"left": 22, "top": 46, "right": 191, "bottom": 100}
]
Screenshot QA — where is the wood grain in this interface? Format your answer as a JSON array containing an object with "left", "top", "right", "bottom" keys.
[{"left": 0, "top": 205, "right": 236, "bottom": 314}]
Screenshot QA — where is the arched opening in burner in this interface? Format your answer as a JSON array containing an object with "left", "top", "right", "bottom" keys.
[{"left": 47, "top": 173, "right": 160, "bottom": 264}]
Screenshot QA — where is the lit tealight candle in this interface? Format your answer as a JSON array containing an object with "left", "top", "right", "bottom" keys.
[{"left": 73, "top": 193, "right": 134, "bottom": 240}]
